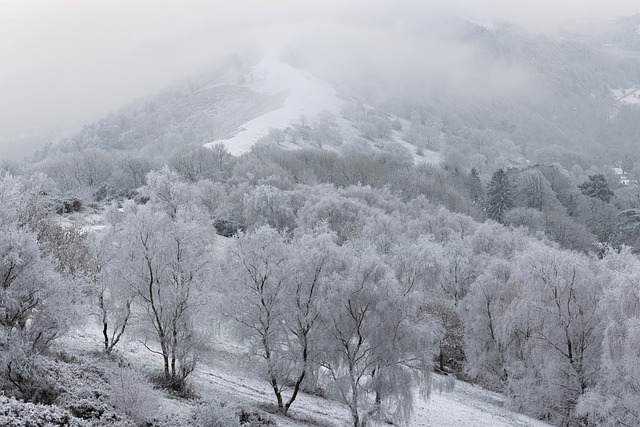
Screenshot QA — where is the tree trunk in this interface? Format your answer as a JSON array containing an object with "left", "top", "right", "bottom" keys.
[
  {"left": 284, "top": 338, "right": 309, "bottom": 414},
  {"left": 103, "top": 320, "right": 110, "bottom": 353},
  {"left": 285, "top": 371, "right": 305, "bottom": 414},
  {"left": 270, "top": 376, "right": 284, "bottom": 410}
]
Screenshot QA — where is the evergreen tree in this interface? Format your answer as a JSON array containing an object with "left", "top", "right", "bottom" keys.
[
  {"left": 578, "top": 174, "right": 614, "bottom": 203},
  {"left": 468, "top": 167, "right": 485, "bottom": 205},
  {"left": 486, "top": 168, "right": 513, "bottom": 223}
]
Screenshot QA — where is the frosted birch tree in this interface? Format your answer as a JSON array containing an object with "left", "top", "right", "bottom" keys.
[
  {"left": 507, "top": 244, "right": 603, "bottom": 425},
  {"left": 318, "top": 247, "right": 434, "bottom": 427},
  {"left": 114, "top": 200, "right": 212, "bottom": 389},
  {"left": 578, "top": 249, "right": 640, "bottom": 426},
  {"left": 225, "top": 227, "right": 291, "bottom": 410},
  {"left": 86, "top": 216, "right": 136, "bottom": 354}
]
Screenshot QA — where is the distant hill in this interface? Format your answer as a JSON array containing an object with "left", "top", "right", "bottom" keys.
[{"left": 34, "top": 17, "right": 640, "bottom": 171}]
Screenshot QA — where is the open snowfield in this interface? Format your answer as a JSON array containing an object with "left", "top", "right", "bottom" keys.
[
  {"left": 204, "top": 56, "right": 344, "bottom": 156},
  {"left": 58, "top": 325, "right": 550, "bottom": 427}
]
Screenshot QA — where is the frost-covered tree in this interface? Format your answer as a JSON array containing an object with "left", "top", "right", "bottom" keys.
[
  {"left": 243, "top": 185, "right": 296, "bottom": 232},
  {"left": 578, "top": 249, "right": 640, "bottom": 426},
  {"left": 226, "top": 227, "right": 291, "bottom": 411},
  {"left": 169, "top": 145, "right": 228, "bottom": 183},
  {"left": 142, "top": 166, "right": 196, "bottom": 219},
  {"left": 113, "top": 200, "right": 212, "bottom": 388},
  {"left": 36, "top": 148, "right": 115, "bottom": 195},
  {"left": 543, "top": 211, "right": 595, "bottom": 252},
  {"left": 280, "top": 229, "right": 343, "bottom": 413},
  {"left": 0, "top": 175, "right": 79, "bottom": 352},
  {"left": 0, "top": 175, "right": 83, "bottom": 401},
  {"left": 539, "top": 165, "right": 581, "bottom": 217},
  {"left": 318, "top": 247, "right": 434, "bottom": 427},
  {"left": 514, "top": 168, "right": 562, "bottom": 212},
  {"left": 507, "top": 245, "right": 603, "bottom": 425},
  {"left": 110, "top": 154, "right": 153, "bottom": 195},
  {"left": 86, "top": 220, "right": 135, "bottom": 354},
  {"left": 0, "top": 221, "right": 71, "bottom": 352},
  {"left": 208, "top": 142, "right": 234, "bottom": 177},
  {"left": 421, "top": 299, "right": 465, "bottom": 373},
  {"left": 390, "top": 236, "right": 443, "bottom": 296},
  {"left": 463, "top": 258, "right": 515, "bottom": 388},
  {"left": 439, "top": 235, "right": 478, "bottom": 305},
  {"left": 297, "top": 190, "right": 370, "bottom": 244},
  {"left": 579, "top": 197, "right": 620, "bottom": 244}
]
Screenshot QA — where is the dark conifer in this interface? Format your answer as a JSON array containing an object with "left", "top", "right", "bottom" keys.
[{"left": 486, "top": 168, "right": 513, "bottom": 223}]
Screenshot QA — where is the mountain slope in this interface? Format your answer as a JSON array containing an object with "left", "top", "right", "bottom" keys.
[{"left": 204, "top": 56, "right": 344, "bottom": 156}]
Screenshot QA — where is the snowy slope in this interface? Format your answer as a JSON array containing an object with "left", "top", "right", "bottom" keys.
[
  {"left": 59, "top": 325, "right": 550, "bottom": 427},
  {"left": 612, "top": 87, "right": 640, "bottom": 105},
  {"left": 204, "top": 56, "right": 344, "bottom": 156}
]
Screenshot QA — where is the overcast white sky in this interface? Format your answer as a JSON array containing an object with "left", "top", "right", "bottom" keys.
[{"left": 1, "top": 0, "right": 639, "bottom": 154}]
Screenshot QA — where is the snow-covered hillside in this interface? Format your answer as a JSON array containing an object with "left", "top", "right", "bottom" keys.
[
  {"left": 204, "top": 56, "right": 344, "bottom": 156},
  {"left": 60, "top": 325, "right": 550, "bottom": 427}
]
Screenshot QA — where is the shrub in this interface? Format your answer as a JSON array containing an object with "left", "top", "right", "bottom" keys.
[
  {"left": 0, "top": 395, "right": 89, "bottom": 427},
  {"left": 238, "top": 409, "right": 276, "bottom": 427},
  {"left": 108, "top": 367, "right": 162, "bottom": 426},
  {"left": 213, "top": 219, "right": 243, "bottom": 237},
  {"left": 0, "top": 342, "right": 61, "bottom": 404},
  {"left": 193, "top": 403, "right": 237, "bottom": 427},
  {"left": 148, "top": 371, "right": 196, "bottom": 398},
  {"left": 192, "top": 405, "right": 277, "bottom": 427}
]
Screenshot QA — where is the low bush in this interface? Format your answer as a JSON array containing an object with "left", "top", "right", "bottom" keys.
[
  {"left": 192, "top": 405, "right": 277, "bottom": 427},
  {"left": 193, "top": 403, "right": 237, "bottom": 427},
  {"left": 108, "top": 367, "right": 162, "bottom": 426},
  {"left": 0, "top": 395, "right": 88, "bottom": 427}
]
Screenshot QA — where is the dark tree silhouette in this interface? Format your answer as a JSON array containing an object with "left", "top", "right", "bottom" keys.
[
  {"left": 468, "top": 167, "right": 485, "bottom": 205},
  {"left": 579, "top": 174, "right": 614, "bottom": 203},
  {"left": 486, "top": 168, "right": 513, "bottom": 223}
]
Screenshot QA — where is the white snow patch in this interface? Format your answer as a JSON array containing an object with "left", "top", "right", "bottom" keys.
[
  {"left": 612, "top": 87, "right": 640, "bottom": 105},
  {"left": 636, "top": 24, "right": 640, "bottom": 35},
  {"left": 56, "top": 210, "right": 107, "bottom": 232},
  {"left": 204, "top": 56, "right": 343, "bottom": 156},
  {"left": 412, "top": 379, "right": 550, "bottom": 427}
]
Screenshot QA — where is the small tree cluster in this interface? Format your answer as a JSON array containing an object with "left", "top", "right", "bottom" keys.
[{"left": 226, "top": 228, "right": 435, "bottom": 426}]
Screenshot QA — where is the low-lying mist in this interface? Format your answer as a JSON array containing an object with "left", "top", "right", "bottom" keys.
[{"left": 1, "top": 0, "right": 638, "bottom": 158}]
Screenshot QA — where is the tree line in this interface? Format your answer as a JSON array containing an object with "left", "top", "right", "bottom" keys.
[{"left": 2, "top": 158, "right": 640, "bottom": 426}]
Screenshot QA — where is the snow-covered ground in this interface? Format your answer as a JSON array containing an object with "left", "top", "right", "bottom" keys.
[
  {"left": 204, "top": 56, "right": 344, "bottom": 156},
  {"left": 59, "top": 324, "right": 550, "bottom": 427},
  {"left": 612, "top": 87, "right": 640, "bottom": 105},
  {"left": 57, "top": 209, "right": 106, "bottom": 232}
]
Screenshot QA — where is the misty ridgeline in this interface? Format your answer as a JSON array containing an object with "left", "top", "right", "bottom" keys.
[{"left": 3, "top": 11, "right": 640, "bottom": 427}]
